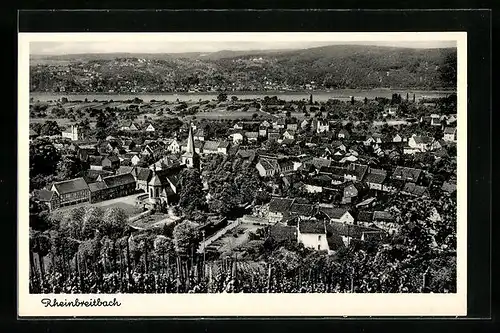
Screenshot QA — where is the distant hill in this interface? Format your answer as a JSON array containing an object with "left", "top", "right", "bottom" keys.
[{"left": 29, "top": 45, "right": 457, "bottom": 93}]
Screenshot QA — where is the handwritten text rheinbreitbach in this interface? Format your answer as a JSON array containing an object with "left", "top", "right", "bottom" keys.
[{"left": 41, "top": 298, "right": 121, "bottom": 307}]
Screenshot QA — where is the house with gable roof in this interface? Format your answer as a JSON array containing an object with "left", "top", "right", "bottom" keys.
[{"left": 50, "top": 177, "right": 90, "bottom": 207}]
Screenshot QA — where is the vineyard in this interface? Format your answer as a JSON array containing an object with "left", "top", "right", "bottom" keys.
[{"left": 29, "top": 194, "right": 457, "bottom": 294}]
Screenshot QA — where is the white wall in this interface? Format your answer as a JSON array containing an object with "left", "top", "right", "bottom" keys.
[{"left": 298, "top": 231, "right": 330, "bottom": 251}]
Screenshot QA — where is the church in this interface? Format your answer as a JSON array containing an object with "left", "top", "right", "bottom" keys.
[
  {"left": 181, "top": 123, "right": 200, "bottom": 169},
  {"left": 147, "top": 123, "right": 199, "bottom": 205}
]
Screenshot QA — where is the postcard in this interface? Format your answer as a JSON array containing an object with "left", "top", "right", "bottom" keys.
[{"left": 18, "top": 31, "right": 467, "bottom": 317}]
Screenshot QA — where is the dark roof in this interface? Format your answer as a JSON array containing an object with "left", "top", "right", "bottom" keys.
[
  {"left": 136, "top": 167, "right": 152, "bottom": 181},
  {"left": 34, "top": 189, "right": 55, "bottom": 202},
  {"left": 88, "top": 181, "right": 108, "bottom": 192},
  {"left": 237, "top": 149, "right": 256, "bottom": 159},
  {"left": 412, "top": 136, "right": 433, "bottom": 144},
  {"left": 298, "top": 220, "right": 326, "bottom": 234},
  {"left": 117, "top": 166, "right": 135, "bottom": 175},
  {"left": 444, "top": 127, "right": 457, "bottom": 134},
  {"left": 258, "top": 159, "right": 278, "bottom": 171},
  {"left": 310, "top": 157, "right": 332, "bottom": 169},
  {"left": 364, "top": 169, "right": 387, "bottom": 184},
  {"left": 326, "top": 232, "right": 345, "bottom": 251},
  {"left": 278, "top": 159, "right": 294, "bottom": 169},
  {"left": 344, "top": 181, "right": 367, "bottom": 192},
  {"left": 89, "top": 156, "right": 104, "bottom": 165},
  {"left": 52, "top": 177, "right": 89, "bottom": 195},
  {"left": 102, "top": 173, "right": 136, "bottom": 188},
  {"left": 103, "top": 155, "right": 120, "bottom": 163},
  {"left": 383, "top": 178, "right": 405, "bottom": 190},
  {"left": 441, "top": 181, "right": 457, "bottom": 193},
  {"left": 269, "top": 224, "right": 297, "bottom": 242},
  {"left": 203, "top": 141, "right": 219, "bottom": 151},
  {"left": 391, "top": 166, "right": 422, "bottom": 183},
  {"left": 357, "top": 211, "right": 373, "bottom": 223},
  {"left": 290, "top": 203, "right": 316, "bottom": 217},
  {"left": 345, "top": 163, "right": 369, "bottom": 180},
  {"left": 269, "top": 197, "right": 294, "bottom": 213},
  {"left": 373, "top": 211, "right": 394, "bottom": 221},
  {"left": 402, "top": 182, "right": 429, "bottom": 196},
  {"left": 81, "top": 169, "right": 113, "bottom": 183},
  {"left": 319, "top": 166, "right": 347, "bottom": 178},
  {"left": 218, "top": 141, "right": 230, "bottom": 149},
  {"left": 328, "top": 222, "right": 384, "bottom": 239},
  {"left": 320, "top": 207, "right": 350, "bottom": 220}
]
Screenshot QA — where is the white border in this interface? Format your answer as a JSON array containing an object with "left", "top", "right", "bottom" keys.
[{"left": 18, "top": 32, "right": 467, "bottom": 317}]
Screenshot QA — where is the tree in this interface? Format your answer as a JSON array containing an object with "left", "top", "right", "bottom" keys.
[
  {"left": 102, "top": 207, "right": 128, "bottom": 239},
  {"left": 231, "top": 96, "right": 238, "bottom": 103},
  {"left": 217, "top": 92, "right": 228, "bottom": 103},
  {"left": 40, "top": 120, "right": 62, "bottom": 136},
  {"left": 29, "top": 197, "right": 51, "bottom": 231},
  {"left": 173, "top": 220, "right": 202, "bottom": 257},
  {"left": 56, "top": 154, "right": 84, "bottom": 181},
  {"left": 309, "top": 94, "right": 313, "bottom": 104},
  {"left": 30, "top": 138, "right": 61, "bottom": 177},
  {"left": 178, "top": 169, "right": 206, "bottom": 213},
  {"left": 208, "top": 182, "right": 239, "bottom": 215}
]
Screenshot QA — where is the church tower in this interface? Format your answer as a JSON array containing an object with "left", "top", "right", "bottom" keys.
[{"left": 181, "top": 122, "right": 200, "bottom": 169}]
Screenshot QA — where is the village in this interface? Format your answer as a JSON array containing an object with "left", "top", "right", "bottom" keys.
[{"left": 30, "top": 91, "right": 457, "bottom": 253}]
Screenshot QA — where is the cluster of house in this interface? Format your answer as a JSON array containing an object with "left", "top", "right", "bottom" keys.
[
  {"left": 33, "top": 124, "right": 203, "bottom": 211},
  {"left": 264, "top": 197, "right": 389, "bottom": 254}
]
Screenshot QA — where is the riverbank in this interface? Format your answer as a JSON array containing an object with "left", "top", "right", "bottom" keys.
[{"left": 30, "top": 89, "right": 455, "bottom": 103}]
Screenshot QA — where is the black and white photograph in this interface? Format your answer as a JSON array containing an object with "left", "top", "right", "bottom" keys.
[{"left": 18, "top": 32, "right": 467, "bottom": 316}]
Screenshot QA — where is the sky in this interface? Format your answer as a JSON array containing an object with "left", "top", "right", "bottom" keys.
[{"left": 30, "top": 40, "right": 457, "bottom": 55}]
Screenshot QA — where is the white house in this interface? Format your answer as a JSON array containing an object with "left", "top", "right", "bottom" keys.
[
  {"left": 408, "top": 135, "right": 433, "bottom": 152},
  {"left": 145, "top": 124, "right": 156, "bottom": 132},
  {"left": 430, "top": 114, "right": 441, "bottom": 126},
  {"left": 232, "top": 132, "right": 245, "bottom": 144},
  {"left": 297, "top": 220, "right": 330, "bottom": 251},
  {"left": 316, "top": 119, "right": 330, "bottom": 133},
  {"left": 217, "top": 141, "right": 229, "bottom": 155},
  {"left": 443, "top": 127, "right": 457, "bottom": 142},
  {"left": 234, "top": 123, "right": 244, "bottom": 130},
  {"left": 384, "top": 105, "right": 398, "bottom": 116},
  {"left": 392, "top": 133, "right": 404, "bottom": 143},
  {"left": 319, "top": 207, "right": 355, "bottom": 224},
  {"left": 131, "top": 155, "right": 141, "bottom": 166},
  {"left": 167, "top": 139, "right": 181, "bottom": 154},
  {"left": 61, "top": 125, "right": 84, "bottom": 141},
  {"left": 283, "top": 130, "right": 296, "bottom": 140}
]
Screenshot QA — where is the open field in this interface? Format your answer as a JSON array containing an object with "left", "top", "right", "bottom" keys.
[
  {"left": 213, "top": 222, "right": 263, "bottom": 254},
  {"left": 97, "top": 201, "right": 143, "bottom": 217},
  {"left": 51, "top": 193, "right": 145, "bottom": 219},
  {"left": 129, "top": 213, "right": 180, "bottom": 230},
  {"left": 188, "top": 110, "right": 271, "bottom": 120}
]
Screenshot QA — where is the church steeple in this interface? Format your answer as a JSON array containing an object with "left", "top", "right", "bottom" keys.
[
  {"left": 186, "top": 122, "right": 195, "bottom": 155},
  {"left": 182, "top": 121, "right": 199, "bottom": 169}
]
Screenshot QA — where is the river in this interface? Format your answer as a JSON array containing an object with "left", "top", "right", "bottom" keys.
[{"left": 30, "top": 89, "right": 454, "bottom": 103}]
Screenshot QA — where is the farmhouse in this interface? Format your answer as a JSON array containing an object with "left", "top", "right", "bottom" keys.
[
  {"left": 443, "top": 127, "right": 457, "bottom": 142},
  {"left": 319, "top": 206, "right": 354, "bottom": 224},
  {"left": 297, "top": 219, "right": 329, "bottom": 251},
  {"left": 50, "top": 177, "right": 91, "bottom": 207}
]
